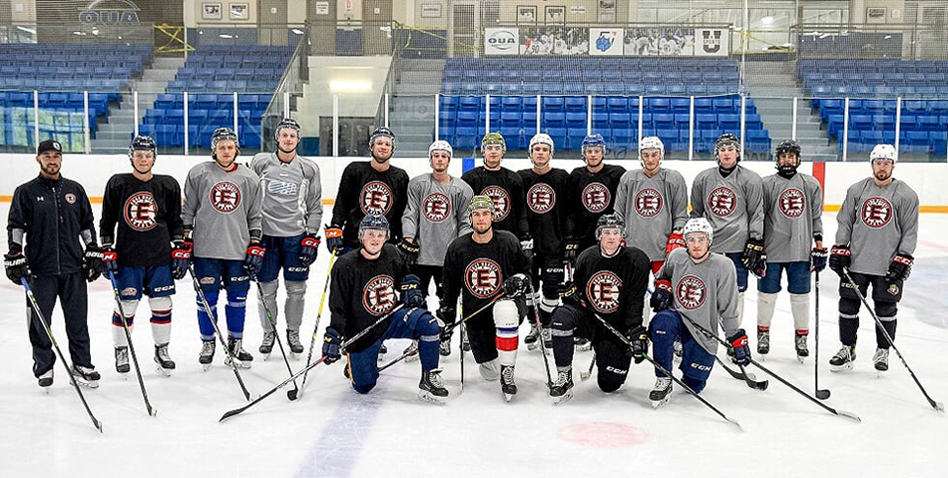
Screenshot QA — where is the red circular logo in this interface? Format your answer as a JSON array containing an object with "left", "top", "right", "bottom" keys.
[
  {"left": 423, "top": 192, "right": 451, "bottom": 223},
  {"left": 707, "top": 187, "right": 736, "bottom": 217},
  {"left": 64, "top": 193, "right": 77, "bottom": 204},
  {"left": 676, "top": 275, "right": 707, "bottom": 310},
  {"left": 586, "top": 271, "right": 622, "bottom": 313},
  {"left": 480, "top": 186, "right": 510, "bottom": 222},
  {"left": 360, "top": 181, "right": 393, "bottom": 215},
  {"left": 582, "top": 182, "right": 611, "bottom": 213},
  {"left": 210, "top": 181, "right": 241, "bottom": 214},
  {"left": 779, "top": 188, "right": 806, "bottom": 218},
  {"left": 634, "top": 188, "right": 664, "bottom": 218},
  {"left": 362, "top": 275, "right": 396, "bottom": 316},
  {"left": 464, "top": 258, "right": 502, "bottom": 298},
  {"left": 527, "top": 182, "right": 556, "bottom": 214},
  {"left": 124, "top": 192, "right": 158, "bottom": 231},
  {"left": 861, "top": 197, "right": 892, "bottom": 228}
]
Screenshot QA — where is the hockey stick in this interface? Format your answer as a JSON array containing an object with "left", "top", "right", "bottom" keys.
[
  {"left": 220, "top": 304, "right": 406, "bottom": 421},
  {"left": 580, "top": 352, "right": 596, "bottom": 381},
  {"left": 712, "top": 355, "right": 768, "bottom": 390},
  {"left": 290, "top": 248, "right": 337, "bottom": 401},
  {"left": 107, "top": 270, "right": 157, "bottom": 416},
  {"left": 187, "top": 264, "right": 252, "bottom": 401},
  {"left": 842, "top": 269, "right": 944, "bottom": 412},
  {"left": 589, "top": 310, "right": 742, "bottom": 430},
  {"left": 680, "top": 312, "right": 861, "bottom": 421},
  {"left": 21, "top": 278, "right": 103, "bottom": 432},
  {"left": 459, "top": 323, "right": 467, "bottom": 394},
  {"left": 527, "top": 284, "right": 554, "bottom": 390},
  {"left": 255, "top": 280, "right": 299, "bottom": 397},
  {"left": 814, "top": 271, "right": 831, "bottom": 400}
]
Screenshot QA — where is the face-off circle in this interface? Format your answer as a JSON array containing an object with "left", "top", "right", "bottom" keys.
[
  {"left": 210, "top": 181, "right": 241, "bottom": 214},
  {"left": 586, "top": 271, "right": 622, "bottom": 313},
  {"left": 360, "top": 181, "right": 393, "bottom": 215},
  {"left": 779, "top": 188, "right": 806, "bottom": 218},
  {"left": 423, "top": 192, "right": 451, "bottom": 223},
  {"left": 480, "top": 186, "right": 510, "bottom": 221},
  {"left": 676, "top": 275, "right": 707, "bottom": 310},
  {"left": 557, "top": 422, "right": 650, "bottom": 449},
  {"left": 362, "top": 275, "right": 396, "bottom": 316},
  {"left": 634, "top": 188, "right": 664, "bottom": 217},
  {"left": 124, "top": 192, "right": 158, "bottom": 231},
  {"left": 707, "top": 187, "right": 736, "bottom": 217},
  {"left": 464, "top": 258, "right": 502, "bottom": 298},
  {"left": 861, "top": 197, "right": 892, "bottom": 228}
]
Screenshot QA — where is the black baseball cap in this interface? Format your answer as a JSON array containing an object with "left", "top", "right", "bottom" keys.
[{"left": 37, "top": 139, "right": 63, "bottom": 155}]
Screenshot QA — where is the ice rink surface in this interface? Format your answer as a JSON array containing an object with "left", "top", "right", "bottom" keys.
[{"left": 1, "top": 205, "right": 945, "bottom": 478}]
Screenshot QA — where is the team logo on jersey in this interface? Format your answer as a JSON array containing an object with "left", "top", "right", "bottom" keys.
[
  {"left": 209, "top": 181, "right": 241, "bottom": 214},
  {"left": 464, "top": 258, "right": 503, "bottom": 298},
  {"left": 779, "top": 188, "right": 806, "bottom": 218},
  {"left": 64, "top": 193, "right": 77, "bottom": 205},
  {"left": 481, "top": 186, "right": 510, "bottom": 221},
  {"left": 707, "top": 187, "right": 736, "bottom": 217},
  {"left": 582, "top": 182, "right": 611, "bottom": 213},
  {"left": 861, "top": 197, "right": 892, "bottom": 228},
  {"left": 267, "top": 179, "right": 298, "bottom": 197},
  {"left": 527, "top": 183, "right": 556, "bottom": 214},
  {"left": 676, "top": 275, "right": 707, "bottom": 310},
  {"left": 360, "top": 181, "right": 393, "bottom": 215},
  {"left": 586, "top": 271, "right": 622, "bottom": 313},
  {"left": 888, "top": 283, "right": 900, "bottom": 295},
  {"left": 423, "top": 192, "right": 451, "bottom": 223},
  {"left": 362, "top": 274, "right": 397, "bottom": 316},
  {"left": 634, "top": 188, "right": 664, "bottom": 217},
  {"left": 123, "top": 192, "right": 158, "bottom": 231}
]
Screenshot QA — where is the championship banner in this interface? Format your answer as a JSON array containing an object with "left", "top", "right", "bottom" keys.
[
  {"left": 695, "top": 28, "right": 729, "bottom": 56},
  {"left": 623, "top": 28, "right": 695, "bottom": 56},
  {"left": 484, "top": 28, "right": 520, "bottom": 56},
  {"left": 589, "top": 28, "right": 623, "bottom": 56}
]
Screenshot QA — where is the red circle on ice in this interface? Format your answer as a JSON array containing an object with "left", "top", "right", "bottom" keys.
[{"left": 557, "top": 422, "right": 649, "bottom": 448}]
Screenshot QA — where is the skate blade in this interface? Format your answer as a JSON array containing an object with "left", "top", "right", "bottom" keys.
[
  {"left": 552, "top": 390, "right": 573, "bottom": 405},
  {"left": 73, "top": 378, "right": 99, "bottom": 389},
  {"left": 650, "top": 396, "right": 670, "bottom": 409},
  {"left": 830, "top": 363, "right": 853, "bottom": 373},
  {"left": 262, "top": 354, "right": 271, "bottom": 361},
  {"left": 526, "top": 342, "right": 539, "bottom": 351},
  {"left": 418, "top": 391, "right": 447, "bottom": 405},
  {"left": 503, "top": 392, "right": 516, "bottom": 402},
  {"left": 155, "top": 364, "right": 173, "bottom": 377},
  {"left": 224, "top": 360, "right": 252, "bottom": 369},
  {"left": 797, "top": 356, "right": 807, "bottom": 364},
  {"left": 201, "top": 363, "right": 212, "bottom": 371}
]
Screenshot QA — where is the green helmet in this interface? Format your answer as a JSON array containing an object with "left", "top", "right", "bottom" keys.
[
  {"left": 481, "top": 132, "right": 506, "bottom": 153},
  {"left": 468, "top": 195, "right": 496, "bottom": 216}
]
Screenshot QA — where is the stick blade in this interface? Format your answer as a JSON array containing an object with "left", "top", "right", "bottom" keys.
[
  {"left": 219, "top": 408, "right": 244, "bottom": 422},
  {"left": 834, "top": 408, "right": 862, "bottom": 422},
  {"left": 727, "top": 417, "right": 743, "bottom": 432},
  {"left": 815, "top": 389, "right": 831, "bottom": 400},
  {"left": 287, "top": 389, "right": 299, "bottom": 401},
  {"left": 933, "top": 401, "right": 945, "bottom": 412}
]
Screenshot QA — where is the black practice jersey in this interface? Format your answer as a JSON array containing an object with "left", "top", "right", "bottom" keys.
[
  {"left": 573, "top": 244, "right": 650, "bottom": 332},
  {"left": 100, "top": 173, "right": 184, "bottom": 268},
  {"left": 518, "top": 167, "right": 570, "bottom": 254},
  {"left": 566, "top": 164, "right": 626, "bottom": 249},
  {"left": 331, "top": 161, "right": 409, "bottom": 249},
  {"left": 460, "top": 166, "right": 529, "bottom": 238}
]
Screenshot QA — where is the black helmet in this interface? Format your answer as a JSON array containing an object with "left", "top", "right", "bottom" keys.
[
  {"left": 596, "top": 213, "right": 626, "bottom": 239},
  {"left": 129, "top": 135, "right": 157, "bottom": 159},
  {"left": 369, "top": 127, "right": 396, "bottom": 151},
  {"left": 775, "top": 139, "right": 801, "bottom": 158}
]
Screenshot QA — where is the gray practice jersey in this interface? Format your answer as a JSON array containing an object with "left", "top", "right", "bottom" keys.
[
  {"left": 402, "top": 174, "right": 474, "bottom": 267},
  {"left": 690, "top": 165, "right": 764, "bottom": 254},
  {"left": 657, "top": 248, "right": 740, "bottom": 355},
  {"left": 761, "top": 172, "right": 823, "bottom": 263},
  {"left": 182, "top": 161, "right": 263, "bottom": 261},
  {"left": 614, "top": 168, "right": 689, "bottom": 262},
  {"left": 250, "top": 152, "right": 323, "bottom": 237},
  {"left": 835, "top": 178, "right": 919, "bottom": 276}
]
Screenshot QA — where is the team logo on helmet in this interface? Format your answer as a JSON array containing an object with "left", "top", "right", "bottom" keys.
[
  {"left": 861, "top": 197, "right": 892, "bottom": 228},
  {"left": 582, "top": 182, "right": 611, "bottom": 213},
  {"left": 65, "top": 193, "right": 76, "bottom": 205},
  {"left": 480, "top": 186, "right": 510, "bottom": 221},
  {"left": 423, "top": 192, "right": 451, "bottom": 223},
  {"left": 362, "top": 275, "right": 397, "bottom": 316},
  {"left": 634, "top": 188, "right": 664, "bottom": 217},
  {"left": 123, "top": 192, "right": 158, "bottom": 231},
  {"left": 586, "top": 271, "right": 622, "bottom": 314},
  {"left": 676, "top": 275, "right": 707, "bottom": 310},
  {"left": 464, "top": 258, "right": 502, "bottom": 298},
  {"left": 360, "top": 181, "right": 393, "bottom": 215},
  {"left": 707, "top": 187, "right": 736, "bottom": 217},
  {"left": 210, "top": 181, "right": 241, "bottom": 214},
  {"left": 267, "top": 179, "right": 298, "bottom": 197},
  {"left": 527, "top": 182, "right": 556, "bottom": 214},
  {"left": 779, "top": 188, "right": 806, "bottom": 218}
]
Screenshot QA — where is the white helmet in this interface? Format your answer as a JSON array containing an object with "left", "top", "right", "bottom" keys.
[
  {"left": 682, "top": 217, "right": 713, "bottom": 245},
  {"left": 869, "top": 144, "right": 896, "bottom": 164},
  {"left": 639, "top": 136, "right": 665, "bottom": 161},
  {"left": 529, "top": 133, "right": 554, "bottom": 155},
  {"left": 428, "top": 140, "right": 453, "bottom": 159}
]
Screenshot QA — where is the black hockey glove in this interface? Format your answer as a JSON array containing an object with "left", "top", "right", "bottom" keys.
[
  {"left": 558, "top": 281, "right": 586, "bottom": 308},
  {"left": 397, "top": 238, "right": 420, "bottom": 263},
  {"left": 437, "top": 306, "right": 457, "bottom": 340},
  {"left": 811, "top": 247, "right": 828, "bottom": 273},
  {"left": 324, "top": 224, "right": 344, "bottom": 253},
  {"left": 299, "top": 235, "right": 320, "bottom": 267},
  {"left": 171, "top": 239, "right": 193, "bottom": 280},
  {"left": 650, "top": 279, "right": 673, "bottom": 313},
  {"left": 101, "top": 247, "right": 119, "bottom": 276},
  {"left": 322, "top": 327, "right": 343, "bottom": 364},
  {"left": 3, "top": 250, "right": 30, "bottom": 285},
  {"left": 741, "top": 238, "right": 766, "bottom": 278},
  {"left": 829, "top": 245, "right": 851, "bottom": 277},
  {"left": 886, "top": 253, "right": 914, "bottom": 282},
  {"left": 243, "top": 244, "right": 266, "bottom": 281},
  {"left": 627, "top": 325, "right": 649, "bottom": 364},
  {"left": 563, "top": 239, "right": 580, "bottom": 263},
  {"left": 82, "top": 245, "right": 104, "bottom": 282},
  {"left": 503, "top": 273, "right": 530, "bottom": 298},
  {"left": 728, "top": 329, "right": 751, "bottom": 366},
  {"left": 519, "top": 234, "right": 534, "bottom": 264},
  {"left": 399, "top": 274, "right": 426, "bottom": 308}
]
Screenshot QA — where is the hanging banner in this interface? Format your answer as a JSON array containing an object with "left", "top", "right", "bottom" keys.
[
  {"left": 520, "top": 27, "right": 588, "bottom": 55},
  {"left": 695, "top": 28, "right": 729, "bottom": 56},
  {"left": 484, "top": 27, "right": 520, "bottom": 55},
  {"left": 623, "top": 28, "right": 695, "bottom": 56},
  {"left": 589, "top": 28, "right": 623, "bottom": 56}
]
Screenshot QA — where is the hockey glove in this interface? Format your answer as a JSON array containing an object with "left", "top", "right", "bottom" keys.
[
  {"left": 520, "top": 234, "right": 534, "bottom": 264},
  {"left": 322, "top": 327, "right": 343, "bottom": 364},
  {"left": 558, "top": 281, "right": 586, "bottom": 308},
  {"left": 171, "top": 240, "right": 193, "bottom": 280},
  {"left": 299, "top": 235, "right": 320, "bottom": 267},
  {"left": 503, "top": 273, "right": 530, "bottom": 298},
  {"left": 664, "top": 231, "right": 686, "bottom": 256},
  {"left": 829, "top": 245, "right": 851, "bottom": 277},
  {"left": 243, "top": 244, "right": 266, "bottom": 281},
  {"left": 325, "top": 224, "right": 344, "bottom": 253},
  {"left": 437, "top": 306, "right": 457, "bottom": 340},
  {"left": 563, "top": 239, "right": 580, "bottom": 263},
  {"left": 627, "top": 325, "right": 649, "bottom": 364},
  {"left": 650, "top": 279, "right": 673, "bottom": 313},
  {"left": 3, "top": 250, "right": 30, "bottom": 285},
  {"left": 741, "top": 238, "right": 767, "bottom": 277},
  {"left": 811, "top": 247, "right": 828, "bottom": 273},
  {"left": 397, "top": 238, "right": 421, "bottom": 263},
  {"left": 399, "top": 274, "right": 426, "bottom": 308},
  {"left": 886, "top": 253, "right": 914, "bottom": 282},
  {"left": 728, "top": 329, "right": 751, "bottom": 366},
  {"left": 101, "top": 247, "right": 119, "bottom": 275},
  {"left": 82, "top": 245, "right": 104, "bottom": 282}
]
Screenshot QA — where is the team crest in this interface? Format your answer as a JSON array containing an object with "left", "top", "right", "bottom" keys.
[
  {"left": 65, "top": 193, "right": 77, "bottom": 204},
  {"left": 124, "top": 192, "right": 158, "bottom": 231},
  {"left": 676, "top": 275, "right": 707, "bottom": 310},
  {"left": 527, "top": 183, "right": 556, "bottom": 214},
  {"left": 779, "top": 188, "right": 806, "bottom": 218},
  {"left": 464, "top": 258, "right": 503, "bottom": 298},
  {"left": 635, "top": 188, "right": 664, "bottom": 217},
  {"left": 888, "top": 283, "right": 900, "bottom": 295},
  {"left": 481, "top": 186, "right": 511, "bottom": 221},
  {"left": 360, "top": 181, "right": 393, "bottom": 215},
  {"left": 861, "top": 197, "right": 892, "bottom": 228},
  {"left": 210, "top": 181, "right": 241, "bottom": 214},
  {"left": 582, "top": 182, "right": 611, "bottom": 213},
  {"left": 586, "top": 271, "right": 622, "bottom": 313},
  {"left": 362, "top": 275, "right": 396, "bottom": 316},
  {"left": 423, "top": 192, "right": 451, "bottom": 223},
  {"left": 707, "top": 187, "right": 736, "bottom": 217},
  {"left": 267, "top": 179, "right": 298, "bottom": 197}
]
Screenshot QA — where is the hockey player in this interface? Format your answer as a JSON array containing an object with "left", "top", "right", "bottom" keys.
[
  {"left": 402, "top": 140, "right": 473, "bottom": 356},
  {"left": 548, "top": 213, "right": 650, "bottom": 404},
  {"left": 325, "top": 127, "right": 409, "bottom": 255},
  {"left": 99, "top": 136, "right": 183, "bottom": 376},
  {"left": 756, "top": 140, "right": 825, "bottom": 361},
  {"left": 564, "top": 133, "right": 626, "bottom": 256},
  {"left": 180, "top": 127, "right": 263, "bottom": 369},
  {"left": 5, "top": 139, "right": 102, "bottom": 388},
  {"left": 321, "top": 214, "right": 448, "bottom": 403},
  {"left": 828, "top": 144, "right": 918, "bottom": 372},
  {"left": 442, "top": 195, "right": 532, "bottom": 401},
  {"left": 460, "top": 132, "right": 530, "bottom": 245},
  {"left": 648, "top": 218, "right": 749, "bottom": 407},
  {"left": 249, "top": 118, "right": 323, "bottom": 357},
  {"left": 689, "top": 133, "right": 765, "bottom": 325}
]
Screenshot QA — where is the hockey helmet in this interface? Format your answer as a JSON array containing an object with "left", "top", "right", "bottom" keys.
[
  {"left": 211, "top": 127, "right": 239, "bottom": 150},
  {"left": 274, "top": 118, "right": 301, "bottom": 140},
  {"left": 468, "top": 194, "right": 496, "bottom": 216},
  {"left": 581, "top": 134, "right": 606, "bottom": 153},
  {"left": 639, "top": 136, "right": 665, "bottom": 161},
  {"left": 714, "top": 133, "right": 741, "bottom": 157},
  {"left": 682, "top": 217, "right": 713, "bottom": 245},
  {"left": 129, "top": 135, "right": 157, "bottom": 159},
  {"left": 358, "top": 213, "right": 390, "bottom": 240},
  {"left": 428, "top": 140, "right": 453, "bottom": 159},
  {"left": 775, "top": 139, "right": 802, "bottom": 172},
  {"left": 529, "top": 133, "right": 554, "bottom": 154},
  {"left": 869, "top": 144, "right": 897, "bottom": 164},
  {"left": 369, "top": 127, "right": 396, "bottom": 151},
  {"left": 481, "top": 132, "right": 506, "bottom": 152},
  {"left": 595, "top": 212, "right": 626, "bottom": 239}
]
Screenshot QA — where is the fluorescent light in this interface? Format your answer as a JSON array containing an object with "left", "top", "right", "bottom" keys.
[
  {"left": 292, "top": 29, "right": 304, "bottom": 35},
  {"left": 329, "top": 81, "right": 372, "bottom": 92},
  {"left": 761, "top": 16, "right": 774, "bottom": 24},
  {"left": 16, "top": 26, "right": 36, "bottom": 34},
  {"left": 219, "top": 34, "right": 233, "bottom": 39}
]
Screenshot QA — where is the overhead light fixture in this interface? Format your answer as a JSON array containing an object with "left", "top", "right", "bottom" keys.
[
  {"left": 16, "top": 26, "right": 36, "bottom": 34},
  {"left": 329, "top": 81, "right": 372, "bottom": 92},
  {"left": 219, "top": 34, "right": 233, "bottom": 39},
  {"left": 292, "top": 29, "right": 304, "bottom": 35},
  {"left": 761, "top": 16, "right": 774, "bottom": 24}
]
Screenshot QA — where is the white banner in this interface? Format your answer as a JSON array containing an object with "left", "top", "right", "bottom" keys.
[
  {"left": 484, "top": 28, "right": 520, "bottom": 56},
  {"left": 695, "top": 28, "right": 729, "bottom": 56},
  {"left": 588, "top": 28, "right": 623, "bottom": 56}
]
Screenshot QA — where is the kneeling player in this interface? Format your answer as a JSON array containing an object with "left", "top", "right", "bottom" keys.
[
  {"left": 648, "top": 218, "right": 750, "bottom": 407},
  {"left": 548, "top": 213, "right": 650, "bottom": 404},
  {"left": 322, "top": 214, "right": 447, "bottom": 403}
]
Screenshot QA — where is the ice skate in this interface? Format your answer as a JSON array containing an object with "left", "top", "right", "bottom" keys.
[
  {"left": 550, "top": 369, "right": 574, "bottom": 405},
  {"left": 154, "top": 343, "right": 175, "bottom": 377},
  {"left": 224, "top": 337, "right": 253, "bottom": 369},
  {"left": 795, "top": 332, "right": 809, "bottom": 363},
  {"left": 500, "top": 364, "right": 517, "bottom": 402},
  {"left": 574, "top": 337, "right": 592, "bottom": 352},
  {"left": 649, "top": 376, "right": 672, "bottom": 408},
  {"left": 258, "top": 331, "right": 275, "bottom": 357},
  {"left": 38, "top": 369, "right": 53, "bottom": 392},
  {"left": 873, "top": 347, "right": 889, "bottom": 372},
  {"left": 829, "top": 345, "right": 855, "bottom": 372},
  {"left": 525, "top": 323, "right": 540, "bottom": 351},
  {"left": 418, "top": 368, "right": 448, "bottom": 404},
  {"left": 71, "top": 364, "right": 100, "bottom": 389},
  {"left": 402, "top": 340, "right": 419, "bottom": 363},
  {"left": 115, "top": 346, "right": 130, "bottom": 375},
  {"left": 287, "top": 329, "right": 304, "bottom": 355},
  {"left": 199, "top": 339, "right": 216, "bottom": 371},
  {"left": 757, "top": 327, "right": 770, "bottom": 355}
]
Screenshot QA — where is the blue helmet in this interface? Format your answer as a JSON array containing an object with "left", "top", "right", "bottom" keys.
[
  {"left": 581, "top": 134, "right": 606, "bottom": 153},
  {"left": 359, "top": 214, "right": 390, "bottom": 239}
]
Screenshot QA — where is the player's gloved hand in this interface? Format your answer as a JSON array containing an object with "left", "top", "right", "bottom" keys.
[
  {"left": 503, "top": 273, "right": 530, "bottom": 298},
  {"left": 558, "top": 281, "right": 586, "bottom": 308},
  {"left": 171, "top": 239, "right": 193, "bottom": 280},
  {"left": 82, "top": 245, "right": 104, "bottom": 282},
  {"left": 728, "top": 329, "right": 751, "bottom": 366},
  {"left": 437, "top": 305, "right": 457, "bottom": 328},
  {"left": 3, "top": 249, "right": 30, "bottom": 285},
  {"left": 664, "top": 231, "right": 685, "bottom": 256},
  {"left": 397, "top": 238, "right": 420, "bottom": 263},
  {"left": 627, "top": 325, "right": 649, "bottom": 364},
  {"left": 299, "top": 235, "right": 320, "bottom": 267},
  {"left": 243, "top": 244, "right": 266, "bottom": 281},
  {"left": 324, "top": 224, "right": 344, "bottom": 253},
  {"left": 650, "top": 279, "right": 673, "bottom": 313},
  {"left": 399, "top": 274, "right": 426, "bottom": 308},
  {"left": 563, "top": 239, "right": 580, "bottom": 263},
  {"left": 520, "top": 234, "right": 534, "bottom": 263},
  {"left": 741, "top": 238, "right": 766, "bottom": 277},
  {"left": 811, "top": 247, "right": 828, "bottom": 273},
  {"left": 322, "top": 327, "right": 343, "bottom": 364},
  {"left": 886, "top": 253, "right": 914, "bottom": 282},
  {"left": 101, "top": 247, "right": 119, "bottom": 275},
  {"left": 829, "top": 245, "right": 851, "bottom": 277}
]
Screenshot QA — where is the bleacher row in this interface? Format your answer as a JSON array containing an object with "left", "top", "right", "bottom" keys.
[{"left": 810, "top": 99, "right": 948, "bottom": 155}]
